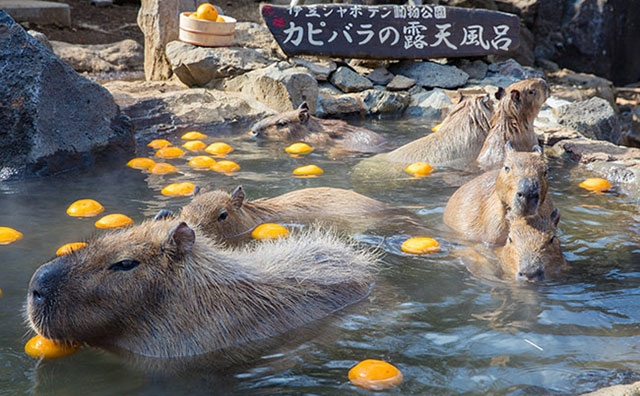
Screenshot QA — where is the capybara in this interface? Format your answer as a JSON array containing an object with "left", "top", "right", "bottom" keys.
[
  {"left": 443, "top": 144, "right": 554, "bottom": 244},
  {"left": 351, "top": 93, "right": 495, "bottom": 181},
  {"left": 179, "top": 186, "right": 421, "bottom": 242},
  {"left": 495, "top": 208, "right": 566, "bottom": 282},
  {"left": 27, "top": 220, "right": 376, "bottom": 358},
  {"left": 249, "top": 102, "right": 388, "bottom": 155},
  {"left": 475, "top": 78, "right": 551, "bottom": 170}
]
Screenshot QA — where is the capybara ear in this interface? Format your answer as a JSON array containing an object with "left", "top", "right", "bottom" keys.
[
  {"left": 167, "top": 222, "right": 195, "bottom": 257},
  {"left": 298, "top": 105, "right": 310, "bottom": 123},
  {"left": 154, "top": 209, "right": 174, "bottom": 221},
  {"left": 510, "top": 89, "right": 521, "bottom": 104},
  {"left": 457, "top": 93, "right": 465, "bottom": 104},
  {"left": 551, "top": 208, "right": 560, "bottom": 227},
  {"left": 505, "top": 140, "right": 515, "bottom": 155},
  {"left": 230, "top": 186, "right": 245, "bottom": 209},
  {"left": 298, "top": 101, "right": 309, "bottom": 111},
  {"left": 532, "top": 145, "right": 543, "bottom": 155},
  {"left": 495, "top": 87, "right": 506, "bottom": 100}
]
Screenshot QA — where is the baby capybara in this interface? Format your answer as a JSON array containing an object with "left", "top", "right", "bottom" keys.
[
  {"left": 249, "top": 102, "right": 388, "bottom": 155},
  {"left": 27, "top": 220, "right": 376, "bottom": 358},
  {"left": 495, "top": 209, "right": 566, "bottom": 282},
  {"left": 475, "top": 78, "right": 550, "bottom": 170},
  {"left": 180, "top": 186, "right": 416, "bottom": 242},
  {"left": 443, "top": 143, "right": 554, "bottom": 244}
]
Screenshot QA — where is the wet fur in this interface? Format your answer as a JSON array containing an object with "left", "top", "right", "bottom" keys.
[{"left": 27, "top": 221, "right": 377, "bottom": 358}]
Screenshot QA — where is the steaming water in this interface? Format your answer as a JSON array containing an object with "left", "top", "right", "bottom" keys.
[{"left": 1, "top": 118, "right": 639, "bottom": 395}]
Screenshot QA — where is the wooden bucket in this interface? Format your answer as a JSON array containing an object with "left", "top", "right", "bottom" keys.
[{"left": 179, "top": 12, "right": 236, "bottom": 47}]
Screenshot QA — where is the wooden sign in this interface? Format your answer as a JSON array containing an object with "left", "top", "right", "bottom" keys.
[{"left": 262, "top": 4, "right": 520, "bottom": 59}]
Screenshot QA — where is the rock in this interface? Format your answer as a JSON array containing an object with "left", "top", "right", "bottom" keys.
[
  {"left": 360, "top": 90, "right": 409, "bottom": 115},
  {"left": 103, "top": 80, "right": 275, "bottom": 137},
  {"left": 233, "top": 22, "right": 280, "bottom": 55},
  {"left": 366, "top": 67, "right": 394, "bottom": 86},
  {"left": 27, "top": 30, "right": 51, "bottom": 51},
  {"left": 389, "top": 61, "right": 469, "bottom": 89},
  {"left": 386, "top": 75, "right": 416, "bottom": 91},
  {"left": 0, "top": 11, "right": 133, "bottom": 181},
  {"left": 348, "top": 59, "right": 391, "bottom": 69},
  {"left": 51, "top": 39, "right": 143, "bottom": 74},
  {"left": 555, "top": 97, "right": 620, "bottom": 143},
  {"left": 458, "top": 59, "right": 488, "bottom": 80},
  {"left": 316, "top": 93, "right": 365, "bottom": 118},
  {"left": 405, "top": 89, "right": 452, "bottom": 118},
  {"left": 494, "top": 0, "right": 538, "bottom": 26},
  {"left": 290, "top": 57, "right": 336, "bottom": 81},
  {"left": 536, "top": 58, "right": 560, "bottom": 73},
  {"left": 488, "top": 58, "right": 545, "bottom": 80},
  {"left": 224, "top": 62, "right": 318, "bottom": 113},
  {"left": 137, "top": 0, "right": 199, "bottom": 81},
  {"left": 329, "top": 66, "right": 373, "bottom": 93},
  {"left": 536, "top": 125, "right": 583, "bottom": 146},
  {"left": 548, "top": 69, "right": 617, "bottom": 110},
  {"left": 165, "top": 40, "right": 272, "bottom": 87},
  {"left": 318, "top": 82, "right": 342, "bottom": 96}
]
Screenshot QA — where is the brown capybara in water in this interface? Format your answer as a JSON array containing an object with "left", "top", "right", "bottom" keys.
[
  {"left": 179, "top": 186, "right": 419, "bottom": 242},
  {"left": 27, "top": 220, "right": 376, "bottom": 358},
  {"left": 443, "top": 143, "right": 554, "bottom": 244},
  {"left": 495, "top": 208, "right": 566, "bottom": 282},
  {"left": 249, "top": 102, "right": 388, "bottom": 155},
  {"left": 475, "top": 78, "right": 551, "bottom": 171}
]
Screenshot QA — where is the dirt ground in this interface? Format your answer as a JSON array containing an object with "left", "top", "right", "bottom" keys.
[{"left": 30, "top": 0, "right": 267, "bottom": 45}]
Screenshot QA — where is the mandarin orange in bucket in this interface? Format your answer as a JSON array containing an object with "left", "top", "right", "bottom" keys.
[
  {"left": 195, "top": 3, "right": 218, "bottom": 21},
  {"left": 126, "top": 158, "right": 156, "bottom": 170},
  {"left": 56, "top": 242, "right": 87, "bottom": 256},
  {"left": 251, "top": 223, "right": 289, "bottom": 240},
  {"left": 25, "top": 335, "right": 78, "bottom": 359},
  {"left": 0, "top": 227, "right": 23, "bottom": 245},
  {"left": 401, "top": 237, "right": 440, "bottom": 254},
  {"left": 147, "top": 139, "right": 172, "bottom": 149},
  {"left": 66, "top": 199, "right": 104, "bottom": 217},
  {"left": 348, "top": 359, "right": 403, "bottom": 390},
  {"left": 579, "top": 177, "right": 612, "bottom": 192},
  {"left": 95, "top": 214, "right": 134, "bottom": 229}
]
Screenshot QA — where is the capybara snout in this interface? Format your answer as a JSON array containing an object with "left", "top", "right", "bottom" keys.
[
  {"left": 514, "top": 178, "right": 541, "bottom": 216},
  {"left": 29, "top": 258, "right": 69, "bottom": 315}
]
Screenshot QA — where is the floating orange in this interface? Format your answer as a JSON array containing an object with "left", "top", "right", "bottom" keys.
[
  {"left": 579, "top": 178, "right": 612, "bottom": 192},
  {"left": 95, "top": 214, "right": 134, "bottom": 229},
  {"left": 189, "top": 156, "right": 216, "bottom": 168},
  {"left": 147, "top": 139, "right": 172, "bottom": 149},
  {"left": 56, "top": 242, "right": 87, "bottom": 256},
  {"left": 432, "top": 122, "right": 442, "bottom": 132},
  {"left": 126, "top": 158, "right": 156, "bottom": 170},
  {"left": 182, "top": 140, "right": 207, "bottom": 151},
  {"left": 348, "top": 359, "right": 403, "bottom": 391},
  {"left": 406, "top": 162, "right": 433, "bottom": 177},
  {"left": 205, "top": 142, "right": 234, "bottom": 156},
  {"left": 293, "top": 164, "right": 323, "bottom": 176},
  {"left": 182, "top": 131, "right": 208, "bottom": 140},
  {"left": 149, "top": 163, "right": 178, "bottom": 175},
  {"left": 161, "top": 182, "right": 197, "bottom": 196},
  {"left": 155, "top": 147, "right": 185, "bottom": 159},
  {"left": 0, "top": 227, "right": 23, "bottom": 245},
  {"left": 401, "top": 237, "right": 440, "bottom": 254},
  {"left": 195, "top": 3, "right": 218, "bottom": 21},
  {"left": 25, "top": 335, "right": 78, "bottom": 359},
  {"left": 285, "top": 142, "right": 314, "bottom": 155},
  {"left": 251, "top": 223, "right": 289, "bottom": 240},
  {"left": 66, "top": 199, "right": 104, "bottom": 217},
  {"left": 212, "top": 160, "right": 240, "bottom": 173}
]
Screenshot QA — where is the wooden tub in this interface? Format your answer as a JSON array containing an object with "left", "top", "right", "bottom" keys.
[{"left": 179, "top": 12, "right": 236, "bottom": 47}]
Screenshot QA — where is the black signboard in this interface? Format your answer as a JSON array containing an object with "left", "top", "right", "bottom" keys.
[{"left": 262, "top": 4, "right": 520, "bottom": 59}]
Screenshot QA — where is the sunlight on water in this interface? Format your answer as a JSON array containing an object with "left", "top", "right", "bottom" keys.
[{"left": 1, "top": 117, "right": 639, "bottom": 395}]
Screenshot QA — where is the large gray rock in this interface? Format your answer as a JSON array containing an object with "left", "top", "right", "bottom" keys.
[
  {"left": 27, "top": 30, "right": 51, "bottom": 51},
  {"left": 555, "top": 97, "right": 620, "bottom": 143},
  {"left": 406, "top": 89, "right": 452, "bottom": 118},
  {"left": 549, "top": 68, "right": 617, "bottom": 109},
  {"left": 458, "top": 59, "right": 488, "bottom": 80},
  {"left": 360, "top": 90, "right": 409, "bottom": 115},
  {"left": 386, "top": 75, "right": 416, "bottom": 91},
  {"left": 389, "top": 61, "right": 469, "bottom": 89},
  {"left": 52, "top": 39, "right": 143, "bottom": 74},
  {"left": 290, "top": 57, "right": 336, "bottom": 81},
  {"left": 165, "top": 40, "right": 272, "bottom": 87},
  {"left": 0, "top": 11, "right": 133, "bottom": 181},
  {"left": 329, "top": 66, "right": 373, "bottom": 93},
  {"left": 103, "top": 80, "right": 275, "bottom": 137},
  {"left": 224, "top": 62, "right": 318, "bottom": 113},
  {"left": 488, "top": 58, "right": 545, "bottom": 80},
  {"left": 316, "top": 94, "right": 365, "bottom": 118},
  {"left": 366, "top": 67, "right": 394, "bottom": 86}
]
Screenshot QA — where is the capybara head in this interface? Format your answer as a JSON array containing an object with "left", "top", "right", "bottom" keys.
[
  {"left": 27, "top": 220, "right": 196, "bottom": 348},
  {"left": 180, "top": 186, "right": 258, "bottom": 241},
  {"left": 249, "top": 102, "right": 311, "bottom": 141},
  {"left": 496, "top": 78, "right": 550, "bottom": 124},
  {"left": 495, "top": 143, "right": 549, "bottom": 217},
  {"left": 498, "top": 209, "right": 565, "bottom": 282}
]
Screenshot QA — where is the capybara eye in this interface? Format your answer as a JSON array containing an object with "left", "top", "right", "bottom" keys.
[
  {"left": 277, "top": 121, "right": 287, "bottom": 127},
  {"left": 504, "top": 165, "right": 511, "bottom": 172},
  {"left": 529, "top": 89, "right": 536, "bottom": 95},
  {"left": 508, "top": 236, "right": 513, "bottom": 244},
  {"left": 217, "top": 210, "right": 228, "bottom": 221},
  {"left": 548, "top": 235, "right": 556, "bottom": 245},
  {"left": 108, "top": 259, "right": 140, "bottom": 272}
]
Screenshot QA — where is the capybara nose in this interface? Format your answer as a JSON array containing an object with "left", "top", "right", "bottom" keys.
[
  {"left": 517, "top": 267, "right": 545, "bottom": 282},
  {"left": 29, "top": 260, "right": 66, "bottom": 306},
  {"left": 516, "top": 179, "right": 540, "bottom": 203}
]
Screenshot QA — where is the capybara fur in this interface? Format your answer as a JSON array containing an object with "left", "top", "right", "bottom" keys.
[
  {"left": 249, "top": 102, "right": 387, "bottom": 155},
  {"left": 180, "top": 186, "right": 418, "bottom": 242},
  {"left": 475, "top": 78, "right": 551, "bottom": 171},
  {"left": 443, "top": 144, "right": 554, "bottom": 244},
  {"left": 496, "top": 208, "right": 566, "bottom": 282},
  {"left": 351, "top": 93, "right": 495, "bottom": 181},
  {"left": 27, "top": 220, "right": 376, "bottom": 358}
]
